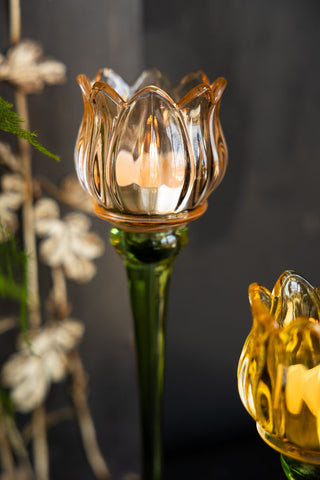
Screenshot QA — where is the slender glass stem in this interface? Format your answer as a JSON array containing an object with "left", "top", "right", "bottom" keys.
[
  {"left": 110, "top": 226, "right": 188, "bottom": 480},
  {"left": 281, "top": 455, "right": 320, "bottom": 480}
]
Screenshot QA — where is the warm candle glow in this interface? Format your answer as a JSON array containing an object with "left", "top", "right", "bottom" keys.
[
  {"left": 116, "top": 150, "right": 186, "bottom": 189},
  {"left": 286, "top": 364, "right": 320, "bottom": 421}
]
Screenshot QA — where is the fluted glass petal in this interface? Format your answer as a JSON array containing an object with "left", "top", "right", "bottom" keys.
[
  {"left": 271, "top": 271, "right": 320, "bottom": 326},
  {"left": 75, "top": 75, "right": 124, "bottom": 209},
  {"left": 130, "top": 69, "right": 172, "bottom": 98},
  {"left": 180, "top": 80, "right": 227, "bottom": 208},
  {"left": 109, "top": 88, "right": 191, "bottom": 215},
  {"left": 95, "top": 69, "right": 130, "bottom": 101},
  {"left": 91, "top": 86, "right": 123, "bottom": 207},
  {"left": 74, "top": 74, "right": 92, "bottom": 193},
  {"left": 173, "top": 70, "right": 210, "bottom": 100}
]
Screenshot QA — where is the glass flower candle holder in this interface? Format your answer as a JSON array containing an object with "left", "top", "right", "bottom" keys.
[
  {"left": 238, "top": 271, "right": 320, "bottom": 479},
  {"left": 75, "top": 68, "right": 228, "bottom": 480}
]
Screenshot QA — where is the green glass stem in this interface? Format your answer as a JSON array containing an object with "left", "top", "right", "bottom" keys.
[
  {"left": 281, "top": 455, "right": 320, "bottom": 479},
  {"left": 110, "top": 226, "right": 188, "bottom": 480}
]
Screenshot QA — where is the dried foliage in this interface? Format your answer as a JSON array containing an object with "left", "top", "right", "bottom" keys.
[
  {"left": 2, "top": 319, "right": 84, "bottom": 412},
  {"left": 35, "top": 198, "right": 104, "bottom": 282},
  {"left": 0, "top": 7, "right": 112, "bottom": 480}
]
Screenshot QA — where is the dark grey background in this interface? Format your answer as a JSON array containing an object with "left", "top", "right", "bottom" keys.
[{"left": 1, "top": 0, "right": 320, "bottom": 478}]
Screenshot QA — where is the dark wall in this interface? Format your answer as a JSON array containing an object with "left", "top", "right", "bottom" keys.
[{"left": 1, "top": 0, "right": 320, "bottom": 478}]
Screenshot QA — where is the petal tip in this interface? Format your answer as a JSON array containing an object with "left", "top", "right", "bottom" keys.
[
  {"left": 211, "top": 77, "right": 227, "bottom": 103},
  {"left": 248, "top": 282, "right": 272, "bottom": 322},
  {"left": 76, "top": 74, "right": 92, "bottom": 99}
]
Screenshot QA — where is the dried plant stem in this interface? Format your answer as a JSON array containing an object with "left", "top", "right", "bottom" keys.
[
  {"left": 9, "top": 0, "right": 21, "bottom": 45},
  {"left": 0, "top": 317, "right": 17, "bottom": 335},
  {"left": 0, "top": 406, "right": 15, "bottom": 480},
  {"left": 32, "top": 408, "right": 48, "bottom": 480},
  {"left": 122, "top": 474, "right": 140, "bottom": 480},
  {"left": 22, "top": 408, "right": 75, "bottom": 444},
  {"left": 69, "top": 352, "right": 111, "bottom": 480},
  {"left": 14, "top": 91, "right": 41, "bottom": 330},
  {"left": 0, "top": 143, "right": 23, "bottom": 174},
  {"left": 5, "top": 417, "right": 34, "bottom": 478},
  {"left": 50, "top": 266, "right": 110, "bottom": 479},
  {"left": 38, "top": 177, "right": 92, "bottom": 214},
  {"left": 51, "top": 267, "right": 67, "bottom": 308},
  {"left": 14, "top": 90, "right": 49, "bottom": 480},
  {"left": 10, "top": 12, "right": 48, "bottom": 480},
  {"left": 50, "top": 267, "right": 69, "bottom": 319}
]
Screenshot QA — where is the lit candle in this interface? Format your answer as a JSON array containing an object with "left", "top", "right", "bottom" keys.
[{"left": 115, "top": 149, "right": 186, "bottom": 214}]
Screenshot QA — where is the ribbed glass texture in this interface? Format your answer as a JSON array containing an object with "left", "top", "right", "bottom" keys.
[
  {"left": 75, "top": 69, "right": 227, "bottom": 217},
  {"left": 238, "top": 271, "right": 320, "bottom": 465}
]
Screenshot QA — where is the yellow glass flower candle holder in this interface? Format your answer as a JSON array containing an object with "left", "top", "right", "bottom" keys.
[{"left": 238, "top": 271, "right": 320, "bottom": 479}]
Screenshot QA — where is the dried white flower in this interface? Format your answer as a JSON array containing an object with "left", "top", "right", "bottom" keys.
[
  {"left": 0, "top": 173, "right": 25, "bottom": 241},
  {"left": 0, "top": 40, "right": 66, "bottom": 93},
  {"left": 35, "top": 198, "right": 104, "bottom": 282},
  {"left": 2, "top": 319, "right": 84, "bottom": 412}
]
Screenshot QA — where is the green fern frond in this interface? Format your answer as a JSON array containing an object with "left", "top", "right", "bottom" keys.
[
  {"left": 0, "top": 96, "right": 60, "bottom": 161},
  {"left": 0, "top": 388, "right": 14, "bottom": 417},
  {"left": 0, "top": 225, "right": 29, "bottom": 342}
]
